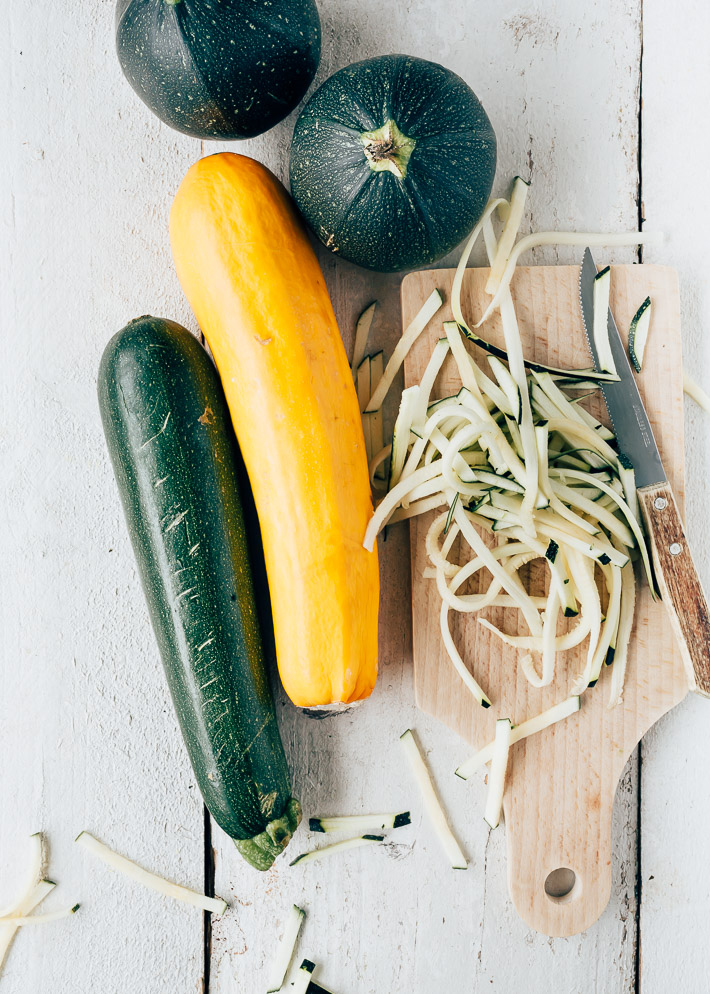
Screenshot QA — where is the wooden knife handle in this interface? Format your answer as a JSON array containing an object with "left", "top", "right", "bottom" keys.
[{"left": 638, "top": 481, "right": 710, "bottom": 697}]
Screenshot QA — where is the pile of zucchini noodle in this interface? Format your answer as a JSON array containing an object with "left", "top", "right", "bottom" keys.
[{"left": 361, "top": 178, "right": 662, "bottom": 714}]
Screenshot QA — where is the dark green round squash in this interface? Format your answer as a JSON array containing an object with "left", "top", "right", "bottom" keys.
[
  {"left": 289, "top": 54, "right": 497, "bottom": 272},
  {"left": 116, "top": 0, "right": 321, "bottom": 141}
]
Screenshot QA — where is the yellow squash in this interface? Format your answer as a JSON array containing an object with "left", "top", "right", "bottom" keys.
[{"left": 170, "top": 153, "right": 379, "bottom": 709}]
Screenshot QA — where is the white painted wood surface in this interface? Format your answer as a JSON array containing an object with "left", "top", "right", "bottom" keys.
[
  {"left": 0, "top": 0, "right": 706, "bottom": 991},
  {"left": 637, "top": 3, "right": 710, "bottom": 992}
]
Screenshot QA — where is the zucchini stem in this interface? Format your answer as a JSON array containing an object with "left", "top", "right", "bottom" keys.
[{"left": 234, "top": 797, "right": 303, "bottom": 872}]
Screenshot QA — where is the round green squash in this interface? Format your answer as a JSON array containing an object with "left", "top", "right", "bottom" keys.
[
  {"left": 289, "top": 54, "right": 497, "bottom": 272},
  {"left": 116, "top": 0, "right": 321, "bottom": 141}
]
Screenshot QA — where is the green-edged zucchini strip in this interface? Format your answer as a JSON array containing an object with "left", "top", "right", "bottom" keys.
[
  {"left": 628, "top": 296, "right": 651, "bottom": 373},
  {"left": 351, "top": 301, "right": 376, "bottom": 374},
  {"left": 365, "top": 290, "right": 443, "bottom": 412},
  {"left": 309, "top": 812, "right": 410, "bottom": 834},
  {"left": 290, "top": 836, "right": 384, "bottom": 867},
  {"left": 455, "top": 697, "right": 581, "bottom": 780},
  {"left": 592, "top": 266, "right": 617, "bottom": 376}
]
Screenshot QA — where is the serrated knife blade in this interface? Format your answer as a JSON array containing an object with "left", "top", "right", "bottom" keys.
[
  {"left": 578, "top": 247, "right": 710, "bottom": 697},
  {"left": 578, "top": 248, "right": 665, "bottom": 488}
]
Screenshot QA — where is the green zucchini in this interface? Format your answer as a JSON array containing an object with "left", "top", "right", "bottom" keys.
[{"left": 97, "top": 316, "right": 300, "bottom": 871}]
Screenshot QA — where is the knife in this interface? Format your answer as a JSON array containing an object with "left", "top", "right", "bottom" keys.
[{"left": 579, "top": 247, "right": 710, "bottom": 697}]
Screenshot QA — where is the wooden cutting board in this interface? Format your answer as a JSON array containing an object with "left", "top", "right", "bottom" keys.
[{"left": 401, "top": 264, "right": 688, "bottom": 937}]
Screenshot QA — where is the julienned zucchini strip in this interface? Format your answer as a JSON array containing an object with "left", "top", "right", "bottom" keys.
[
  {"left": 592, "top": 266, "right": 617, "bottom": 376},
  {"left": 400, "top": 729, "right": 468, "bottom": 869},
  {"left": 351, "top": 301, "right": 376, "bottom": 374},
  {"left": 474, "top": 228, "right": 662, "bottom": 328},
  {"left": 290, "top": 835, "right": 385, "bottom": 867},
  {"left": 450, "top": 199, "right": 648, "bottom": 381},
  {"left": 0, "top": 834, "right": 43, "bottom": 920},
  {"left": 76, "top": 832, "right": 227, "bottom": 914},
  {"left": 0, "top": 833, "right": 85, "bottom": 979},
  {"left": 266, "top": 905, "right": 305, "bottom": 993},
  {"left": 684, "top": 370, "right": 710, "bottom": 412},
  {"left": 365, "top": 289, "right": 443, "bottom": 412},
  {"left": 292, "top": 960, "right": 316, "bottom": 994},
  {"left": 309, "top": 812, "right": 411, "bottom": 834},
  {"left": 628, "top": 296, "right": 652, "bottom": 373},
  {"left": 455, "top": 697, "right": 581, "bottom": 779},
  {"left": 485, "top": 177, "right": 529, "bottom": 294},
  {"left": 0, "top": 835, "right": 63, "bottom": 977},
  {"left": 356, "top": 356, "right": 372, "bottom": 465},
  {"left": 369, "top": 351, "right": 385, "bottom": 477},
  {"left": 484, "top": 719, "right": 512, "bottom": 829},
  {"left": 0, "top": 907, "right": 80, "bottom": 926}
]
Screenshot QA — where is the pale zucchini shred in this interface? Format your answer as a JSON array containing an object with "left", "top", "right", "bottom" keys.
[
  {"left": 266, "top": 904, "right": 305, "bottom": 994},
  {"left": 0, "top": 836, "right": 51, "bottom": 977},
  {"left": 0, "top": 906, "right": 80, "bottom": 926},
  {"left": 475, "top": 229, "right": 663, "bottom": 328},
  {"left": 607, "top": 557, "right": 637, "bottom": 708},
  {"left": 292, "top": 960, "right": 316, "bottom": 994},
  {"left": 455, "top": 697, "right": 581, "bottom": 780},
  {"left": 0, "top": 834, "right": 43, "bottom": 919},
  {"left": 485, "top": 177, "right": 529, "bottom": 294},
  {"left": 683, "top": 370, "right": 710, "bottom": 412},
  {"left": 484, "top": 719, "right": 513, "bottom": 829},
  {"left": 440, "top": 598, "right": 492, "bottom": 708},
  {"left": 289, "top": 835, "right": 384, "bottom": 867},
  {"left": 309, "top": 812, "right": 411, "bottom": 834},
  {"left": 369, "top": 444, "right": 392, "bottom": 487},
  {"left": 365, "top": 289, "right": 443, "bottom": 413},
  {"left": 482, "top": 216, "right": 539, "bottom": 534},
  {"left": 75, "top": 832, "right": 227, "bottom": 915},
  {"left": 351, "top": 301, "right": 376, "bottom": 374},
  {"left": 368, "top": 351, "right": 386, "bottom": 478},
  {"left": 592, "top": 266, "right": 617, "bottom": 376},
  {"left": 388, "top": 493, "right": 447, "bottom": 523},
  {"left": 400, "top": 729, "right": 468, "bottom": 869},
  {"left": 356, "top": 356, "right": 372, "bottom": 464}
]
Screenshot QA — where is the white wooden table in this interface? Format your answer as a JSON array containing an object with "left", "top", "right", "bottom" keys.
[{"left": 2, "top": 2, "right": 710, "bottom": 991}]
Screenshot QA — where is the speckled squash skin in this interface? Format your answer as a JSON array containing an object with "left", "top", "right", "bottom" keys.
[
  {"left": 98, "top": 317, "right": 300, "bottom": 870},
  {"left": 289, "top": 54, "right": 497, "bottom": 272},
  {"left": 115, "top": 0, "right": 321, "bottom": 141},
  {"left": 170, "top": 154, "right": 379, "bottom": 710}
]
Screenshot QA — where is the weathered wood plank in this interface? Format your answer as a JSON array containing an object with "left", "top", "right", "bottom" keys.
[
  {"left": 0, "top": 3, "right": 205, "bottom": 991},
  {"left": 208, "top": 1, "right": 643, "bottom": 989},
  {"left": 0, "top": 0, "right": 658, "bottom": 989},
  {"left": 637, "top": 2, "right": 710, "bottom": 990}
]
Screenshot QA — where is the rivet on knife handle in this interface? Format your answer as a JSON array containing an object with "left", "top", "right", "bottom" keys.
[{"left": 638, "top": 482, "right": 710, "bottom": 697}]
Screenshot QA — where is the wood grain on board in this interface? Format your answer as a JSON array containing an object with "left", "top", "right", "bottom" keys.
[
  {"left": 402, "top": 264, "right": 688, "bottom": 936},
  {"left": 638, "top": 482, "right": 710, "bottom": 697}
]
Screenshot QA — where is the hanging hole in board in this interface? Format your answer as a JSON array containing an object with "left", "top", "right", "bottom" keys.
[{"left": 544, "top": 866, "right": 579, "bottom": 904}]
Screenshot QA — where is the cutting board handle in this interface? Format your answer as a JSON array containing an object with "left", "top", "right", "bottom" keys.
[{"left": 503, "top": 724, "right": 619, "bottom": 937}]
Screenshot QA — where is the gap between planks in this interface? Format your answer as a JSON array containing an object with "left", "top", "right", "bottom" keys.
[
  {"left": 635, "top": 5, "right": 645, "bottom": 991},
  {"left": 203, "top": 805, "right": 215, "bottom": 994}
]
